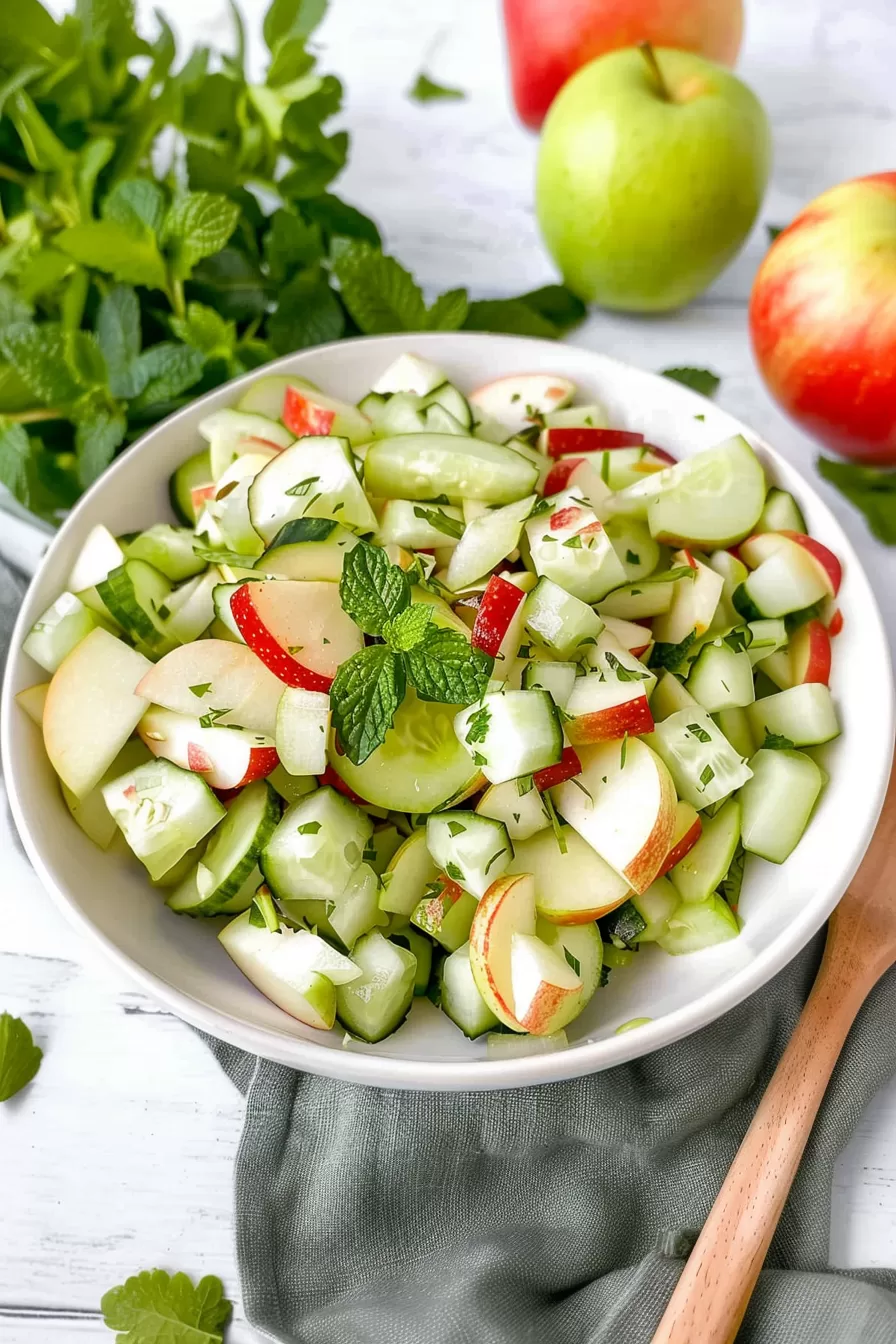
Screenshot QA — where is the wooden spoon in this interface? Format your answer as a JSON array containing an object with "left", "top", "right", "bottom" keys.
[{"left": 652, "top": 759, "right": 896, "bottom": 1344}]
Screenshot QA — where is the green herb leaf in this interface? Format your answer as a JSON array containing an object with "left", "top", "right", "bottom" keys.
[
  {"left": 563, "top": 948, "right": 581, "bottom": 977},
  {"left": 130, "top": 343, "right": 206, "bottom": 411},
  {"left": 445, "top": 861, "right": 464, "bottom": 882},
  {"left": 189, "top": 683, "right": 212, "bottom": 698},
  {"left": 330, "top": 645, "right": 405, "bottom": 765},
  {"left": 101, "top": 1268, "right": 232, "bottom": 1343},
  {"left": 447, "top": 820, "right": 467, "bottom": 838},
  {"left": 267, "top": 264, "right": 345, "bottom": 354},
  {"left": 424, "top": 287, "right": 469, "bottom": 332},
  {"left": 699, "top": 764, "right": 715, "bottom": 789},
  {"left": 74, "top": 404, "right": 126, "bottom": 487},
  {"left": 620, "top": 731, "right": 628, "bottom": 769},
  {"left": 660, "top": 367, "right": 721, "bottom": 398},
  {"left": 163, "top": 192, "right": 241, "bottom": 280},
  {"left": 723, "top": 627, "right": 750, "bottom": 654},
  {"left": 103, "top": 179, "right": 167, "bottom": 236},
  {"left": 760, "top": 731, "right": 796, "bottom": 751},
  {"left": 0, "top": 1012, "right": 42, "bottom": 1102},
  {"left": 604, "top": 651, "right": 648, "bottom": 683},
  {"left": 332, "top": 242, "right": 427, "bottom": 334},
  {"left": 817, "top": 457, "right": 896, "bottom": 544},
  {"left": 408, "top": 72, "right": 466, "bottom": 103},
  {"left": 301, "top": 193, "right": 381, "bottom": 249},
  {"left": 339, "top": 539, "right": 411, "bottom": 636},
  {"left": 0, "top": 420, "right": 34, "bottom": 508},
  {"left": 56, "top": 220, "right": 167, "bottom": 291},
  {"left": 520, "top": 285, "right": 587, "bottom": 334},
  {"left": 297, "top": 821, "right": 322, "bottom": 834},
  {"left": 169, "top": 303, "right": 236, "bottom": 359},
  {"left": 263, "top": 0, "right": 328, "bottom": 49},
  {"left": 412, "top": 505, "right": 464, "bottom": 539},
  {"left": 686, "top": 722, "right": 713, "bottom": 744},
  {"left": 766, "top": 224, "right": 784, "bottom": 244},
  {"left": 464, "top": 705, "right": 491, "bottom": 745},
  {"left": 383, "top": 602, "right": 432, "bottom": 652},
  {"left": 96, "top": 286, "right": 143, "bottom": 399},
  {"left": 0, "top": 321, "right": 83, "bottom": 404},
  {"left": 406, "top": 628, "right": 493, "bottom": 705},
  {"left": 464, "top": 297, "right": 559, "bottom": 340},
  {"left": 649, "top": 629, "right": 697, "bottom": 673}
]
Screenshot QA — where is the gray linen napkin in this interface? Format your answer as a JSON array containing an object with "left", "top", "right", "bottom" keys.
[{"left": 4, "top": 557, "right": 896, "bottom": 1343}]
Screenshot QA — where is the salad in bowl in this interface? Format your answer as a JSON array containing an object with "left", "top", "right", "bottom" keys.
[{"left": 13, "top": 349, "right": 846, "bottom": 1057}]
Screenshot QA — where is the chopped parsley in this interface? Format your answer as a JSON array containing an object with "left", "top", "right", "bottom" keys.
[
  {"left": 686, "top": 723, "right": 712, "bottom": 744},
  {"left": 564, "top": 948, "right": 581, "bottom": 977},
  {"left": 761, "top": 731, "right": 796, "bottom": 751},
  {"left": 484, "top": 848, "right": 507, "bottom": 874},
  {"left": 620, "top": 732, "right": 628, "bottom": 769},
  {"left": 285, "top": 476, "right": 320, "bottom": 497},
  {"left": 189, "top": 682, "right": 211, "bottom": 697},
  {"left": 699, "top": 765, "right": 715, "bottom": 790},
  {"left": 445, "top": 861, "right": 465, "bottom": 883},
  {"left": 447, "top": 820, "right": 467, "bottom": 837},
  {"left": 198, "top": 707, "right": 230, "bottom": 727},
  {"left": 625, "top": 550, "right": 640, "bottom": 565},
  {"left": 297, "top": 821, "right": 322, "bottom": 834},
  {"left": 516, "top": 774, "right": 534, "bottom": 796},
  {"left": 464, "top": 705, "right": 492, "bottom": 745}
]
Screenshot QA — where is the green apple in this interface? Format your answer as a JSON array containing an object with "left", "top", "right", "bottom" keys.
[{"left": 536, "top": 45, "right": 771, "bottom": 312}]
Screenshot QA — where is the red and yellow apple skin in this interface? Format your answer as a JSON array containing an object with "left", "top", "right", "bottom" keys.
[
  {"left": 750, "top": 173, "right": 896, "bottom": 465},
  {"left": 503, "top": 0, "right": 743, "bottom": 130}
]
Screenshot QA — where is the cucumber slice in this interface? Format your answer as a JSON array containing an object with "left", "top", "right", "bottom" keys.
[
  {"left": 261, "top": 786, "right": 373, "bottom": 901},
  {"left": 372, "top": 353, "right": 446, "bottom": 398},
  {"left": 169, "top": 448, "right": 213, "bottom": 526},
  {"left": 327, "top": 690, "right": 480, "bottom": 813},
  {"left": 256, "top": 518, "right": 360, "bottom": 581},
  {"left": 326, "top": 863, "right": 384, "bottom": 949},
  {"left": 656, "top": 894, "right": 740, "bottom": 955},
  {"left": 67, "top": 523, "right": 127, "bottom": 612},
  {"left": 369, "top": 391, "right": 429, "bottom": 436},
  {"left": 390, "top": 926, "right": 433, "bottom": 995},
  {"left": 686, "top": 640, "right": 755, "bottom": 712},
  {"left": 757, "top": 487, "right": 806, "bottom": 534},
  {"left": 582, "top": 629, "right": 657, "bottom": 698},
  {"left": 476, "top": 779, "right": 550, "bottom": 841},
  {"left": 746, "top": 618, "right": 788, "bottom": 666},
  {"left": 439, "top": 941, "right": 500, "bottom": 1038},
  {"left": 97, "top": 560, "right": 179, "bottom": 658},
  {"left": 650, "top": 708, "right": 753, "bottom": 810},
  {"left": 163, "top": 571, "right": 218, "bottom": 644},
  {"left": 643, "top": 436, "right": 766, "bottom": 547},
  {"left": 746, "top": 683, "right": 840, "bottom": 747},
  {"left": 536, "top": 918, "right": 603, "bottom": 1011},
  {"left": 364, "top": 434, "right": 538, "bottom": 505},
  {"left": 336, "top": 931, "right": 416, "bottom": 1042},
  {"left": 167, "top": 861, "right": 261, "bottom": 917},
  {"left": 598, "top": 579, "right": 676, "bottom": 621},
  {"left": 602, "top": 516, "right": 659, "bottom": 583},
  {"left": 276, "top": 687, "right": 330, "bottom": 777},
  {"left": 520, "top": 659, "right": 576, "bottom": 711},
  {"left": 62, "top": 738, "right": 152, "bottom": 850},
  {"left": 739, "top": 748, "right": 823, "bottom": 863},
  {"left": 23, "top": 592, "right": 108, "bottom": 674},
  {"left": 522, "top": 576, "right": 604, "bottom": 659},
  {"left": 425, "top": 381, "right": 473, "bottom": 430},
  {"left": 454, "top": 689, "right": 562, "bottom": 786},
  {"left": 446, "top": 495, "right": 536, "bottom": 591},
  {"left": 123, "top": 525, "right": 207, "bottom": 582},
  {"left": 706, "top": 549, "right": 749, "bottom": 626},
  {"left": 366, "top": 824, "right": 403, "bottom": 875},
  {"left": 669, "top": 797, "right": 741, "bottom": 903},
  {"left": 249, "top": 436, "right": 377, "bottom": 541},
  {"left": 218, "top": 914, "right": 357, "bottom": 1031},
  {"left": 267, "top": 764, "right": 317, "bottom": 805},
  {"left": 630, "top": 877, "right": 679, "bottom": 943},
  {"left": 411, "top": 878, "right": 477, "bottom": 952},
  {"left": 212, "top": 583, "right": 246, "bottom": 641},
  {"left": 179, "top": 780, "right": 280, "bottom": 915},
  {"left": 426, "top": 811, "right": 512, "bottom": 898},
  {"left": 235, "top": 374, "right": 318, "bottom": 420},
  {"left": 101, "top": 758, "right": 225, "bottom": 881},
  {"left": 713, "top": 706, "right": 755, "bottom": 760},
  {"left": 377, "top": 499, "right": 465, "bottom": 551},
  {"left": 650, "top": 671, "right": 699, "bottom": 722},
  {"left": 525, "top": 499, "right": 627, "bottom": 603},
  {"left": 199, "top": 409, "right": 293, "bottom": 480},
  {"left": 733, "top": 543, "right": 829, "bottom": 619},
  {"left": 151, "top": 837, "right": 208, "bottom": 889},
  {"left": 378, "top": 830, "right": 439, "bottom": 916}
]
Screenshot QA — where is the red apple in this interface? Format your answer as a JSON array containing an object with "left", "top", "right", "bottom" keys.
[
  {"left": 471, "top": 574, "right": 526, "bottom": 657},
  {"left": 657, "top": 799, "right": 702, "bottom": 877},
  {"left": 281, "top": 386, "right": 372, "bottom": 446},
  {"left": 135, "top": 639, "right": 286, "bottom": 737},
  {"left": 750, "top": 173, "right": 896, "bottom": 464},
  {"left": 532, "top": 746, "right": 582, "bottom": 791},
  {"left": 509, "top": 825, "right": 631, "bottom": 923},
  {"left": 542, "top": 426, "right": 644, "bottom": 458},
  {"left": 231, "top": 580, "right": 362, "bottom": 691},
  {"left": 600, "top": 614, "right": 652, "bottom": 658},
  {"left": 789, "top": 619, "right": 831, "bottom": 686},
  {"left": 565, "top": 674, "right": 654, "bottom": 745},
  {"left": 503, "top": 0, "right": 744, "bottom": 130},
  {"left": 138, "top": 705, "right": 279, "bottom": 790}
]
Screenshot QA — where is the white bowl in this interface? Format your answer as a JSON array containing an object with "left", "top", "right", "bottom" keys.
[{"left": 2, "top": 333, "right": 892, "bottom": 1090}]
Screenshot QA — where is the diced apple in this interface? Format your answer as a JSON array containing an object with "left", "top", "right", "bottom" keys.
[
  {"left": 138, "top": 705, "right": 279, "bottom": 790},
  {"left": 508, "top": 825, "right": 631, "bottom": 923},
  {"left": 231, "top": 580, "right": 362, "bottom": 690},
  {"left": 282, "top": 385, "right": 371, "bottom": 446},
  {"left": 742, "top": 530, "right": 842, "bottom": 598},
  {"left": 565, "top": 673, "right": 654, "bottom": 745},
  {"left": 199, "top": 409, "right": 294, "bottom": 480},
  {"left": 657, "top": 800, "right": 702, "bottom": 877},
  {"left": 510, "top": 931, "right": 582, "bottom": 1034},
  {"left": 471, "top": 573, "right": 526, "bottom": 658},
  {"left": 541, "top": 456, "right": 614, "bottom": 515},
  {"left": 542, "top": 427, "right": 643, "bottom": 457},
  {"left": 372, "top": 353, "right": 446, "bottom": 397},
  {"left": 600, "top": 614, "right": 652, "bottom": 658},
  {"left": 135, "top": 640, "right": 286, "bottom": 737},
  {"left": 652, "top": 551, "right": 724, "bottom": 645},
  {"left": 43, "top": 629, "right": 152, "bottom": 798},
  {"left": 15, "top": 682, "right": 50, "bottom": 726},
  {"left": 219, "top": 912, "right": 361, "bottom": 1029},
  {"left": 789, "top": 618, "right": 831, "bottom": 686},
  {"left": 469, "top": 374, "right": 575, "bottom": 435},
  {"left": 469, "top": 872, "right": 535, "bottom": 1030}
]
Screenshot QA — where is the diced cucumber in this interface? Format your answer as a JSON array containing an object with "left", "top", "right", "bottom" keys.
[
  {"left": 97, "top": 560, "right": 179, "bottom": 658},
  {"left": 62, "top": 738, "right": 152, "bottom": 850},
  {"left": 706, "top": 549, "right": 749, "bottom": 626},
  {"left": 369, "top": 391, "right": 429, "bottom": 436},
  {"left": 426, "top": 811, "right": 512, "bottom": 898},
  {"left": 734, "top": 543, "right": 829, "bottom": 619},
  {"left": 598, "top": 579, "right": 676, "bottom": 621},
  {"left": 582, "top": 629, "right": 657, "bottom": 698},
  {"left": 599, "top": 899, "right": 647, "bottom": 948},
  {"left": 102, "top": 758, "right": 225, "bottom": 881},
  {"left": 739, "top": 748, "right": 823, "bottom": 863},
  {"left": 656, "top": 894, "right": 740, "bottom": 955},
  {"left": 249, "top": 435, "right": 377, "bottom": 541},
  {"left": 377, "top": 499, "right": 465, "bottom": 551},
  {"left": 747, "top": 618, "right": 788, "bottom": 666},
  {"left": 522, "top": 576, "right": 604, "bottom": 659},
  {"left": 68, "top": 524, "right": 127, "bottom": 616},
  {"left": 645, "top": 436, "right": 766, "bottom": 547},
  {"left": 261, "top": 786, "right": 372, "bottom": 902},
  {"left": 378, "top": 829, "right": 439, "bottom": 917},
  {"left": 439, "top": 942, "right": 500, "bottom": 1038},
  {"left": 650, "top": 671, "right": 699, "bottom": 722},
  {"left": 746, "top": 682, "right": 839, "bottom": 747},
  {"left": 454, "top": 690, "right": 562, "bottom": 785},
  {"left": 219, "top": 914, "right": 359, "bottom": 1031},
  {"left": 686, "top": 639, "right": 755, "bottom": 712},
  {"left": 630, "top": 878, "right": 679, "bottom": 942},
  {"left": 199, "top": 408, "right": 293, "bottom": 480},
  {"left": 163, "top": 571, "right": 218, "bottom": 644},
  {"left": 23, "top": 592, "right": 109, "bottom": 674},
  {"left": 151, "top": 837, "right": 208, "bottom": 889},
  {"left": 411, "top": 878, "right": 477, "bottom": 952},
  {"left": 256, "top": 518, "right": 360, "bottom": 581},
  {"left": 336, "top": 930, "right": 417, "bottom": 1042},
  {"left": 169, "top": 448, "right": 213, "bottom": 526},
  {"left": 602, "top": 516, "right": 660, "bottom": 583},
  {"left": 389, "top": 926, "right": 433, "bottom": 996},
  {"left": 669, "top": 797, "right": 741, "bottom": 903},
  {"left": 650, "top": 708, "right": 753, "bottom": 810},
  {"left": 713, "top": 706, "right": 755, "bottom": 760},
  {"left": 446, "top": 495, "right": 535, "bottom": 591},
  {"left": 171, "top": 780, "right": 280, "bottom": 916},
  {"left": 123, "top": 525, "right": 207, "bottom": 582},
  {"left": 365, "top": 824, "right": 403, "bottom": 876},
  {"left": 235, "top": 374, "right": 318, "bottom": 420},
  {"left": 425, "top": 381, "right": 473, "bottom": 430},
  {"left": 267, "top": 765, "right": 316, "bottom": 805},
  {"left": 276, "top": 687, "right": 330, "bottom": 777},
  {"left": 364, "top": 434, "right": 538, "bottom": 505},
  {"left": 756, "top": 648, "right": 794, "bottom": 691},
  {"left": 326, "top": 863, "right": 384, "bottom": 948},
  {"left": 525, "top": 501, "right": 627, "bottom": 603},
  {"left": 520, "top": 658, "right": 576, "bottom": 710},
  {"left": 372, "top": 353, "right": 447, "bottom": 398},
  {"left": 167, "top": 860, "right": 260, "bottom": 917},
  {"left": 757, "top": 487, "right": 806, "bottom": 534}
]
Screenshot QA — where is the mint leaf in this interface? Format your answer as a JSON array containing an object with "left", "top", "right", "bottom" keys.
[
  {"left": 330, "top": 645, "right": 405, "bottom": 765},
  {"left": 103, "top": 179, "right": 167, "bottom": 236},
  {"left": 301, "top": 194, "right": 381, "bottom": 249},
  {"left": 0, "top": 420, "right": 32, "bottom": 504},
  {"left": 130, "top": 343, "right": 205, "bottom": 411},
  {"left": 425, "top": 287, "right": 469, "bottom": 332},
  {"left": 56, "top": 220, "right": 167, "bottom": 291},
  {"left": 263, "top": 209, "right": 324, "bottom": 283},
  {"left": 163, "top": 192, "right": 241, "bottom": 280},
  {"left": 268, "top": 265, "right": 344, "bottom": 354},
  {"left": 408, "top": 73, "right": 466, "bottom": 103},
  {"left": 0, "top": 1012, "right": 42, "bottom": 1102},
  {"left": 406, "top": 627, "right": 493, "bottom": 704},
  {"left": 169, "top": 303, "right": 236, "bottom": 358},
  {"left": 384, "top": 603, "right": 432, "bottom": 651},
  {"left": 412, "top": 505, "right": 464, "bottom": 539},
  {"left": 0, "top": 322, "right": 82, "bottom": 404},
  {"left": 661, "top": 367, "right": 721, "bottom": 398},
  {"left": 766, "top": 224, "right": 784, "bottom": 244},
  {"left": 332, "top": 242, "right": 427, "bottom": 334},
  {"left": 66, "top": 331, "right": 108, "bottom": 390},
  {"left": 339, "top": 540, "right": 410, "bottom": 636},
  {"left": 519, "top": 285, "right": 587, "bottom": 334},
  {"left": 74, "top": 403, "right": 126, "bottom": 487},
  {"left": 279, "top": 137, "right": 349, "bottom": 199},
  {"left": 760, "top": 731, "right": 796, "bottom": 751},
  {"left": 817, "top": 457, "right": 896, "bottom": 544},
  {"left": 96, "top": 286, "right": 143, "bottom": 399},
  {"left": 263, "top": 0, "right": 328, "bottom": 49},
  {"left": 190, "top": 248, "right": 268, "bottom": 322},
  {"left": 101, "top": 1268, "right": 232, "bottom": 1342},
  {"left": 649, "top": 630, "right": 697, "bottom": 673},
  {"left": 464, "top": 297, "right": 559, "bottom": 340}
]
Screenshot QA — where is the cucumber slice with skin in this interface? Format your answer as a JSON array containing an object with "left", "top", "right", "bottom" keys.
[
  {"left": 199, "top": 409, "right": 294, "bottom": 481},
  {"left": 336, "top": 930, "right": 417, "bottom": 1042},
  {"left": 746, "top": 682, "right": 840, "bottom": 747},
  {"left": 184, "top": 780, "right": 280, "bottom": 915},
  {"left": 378, "top": 829, "right": 440, "bottom": 917},
  {"left": 267, "top": 765, "right": 316, "bottom": 805},
  {"left": 327, "top": 863, "right": 384, "bottom": 949},
  {"left": 169, "top": 448, "right": 213, "bottom": 526},
  {"left": 212, "top": 583, "right": 247, "bottom": 641},
  {"left": 426, "top": 811, "right": 512, "bottom": 898},
  {"left": 364, "top": 433, "right": 538, "bottom": 505},
  {"left": 687, "top": 640, "right": 755, "bottom": 712},
  {"left": 167, "top": 860, "right": 259, "bottom": 916},
  {"left": 97, "top": 560, "right": 179, "bottom": 658},
  {"left": 602, "top": 516, "right": 660, "bottom": 583},
  {"left": 102, "top": 758, "right": 225, "bottom": 881},
  {"left": 390, "top": 926, "right": 433, "bottom": 996},
  {"left": 739, "top": 748, "right": 823, "bottom": 863},
  {"left": 62, "top": 738, "right": 152, "bottom": 850},
  {"left": 656, "top": 894, "right": 740, "bottom": 955},
  {"left": 598, "top": 579, "right": 676, "bottom": 621},
  {"left": 377, "top": 499, "right": 465, "bottom": 551},
  {"left": 758, "top": 487, "right": 807, "bottom": 534},
  {"left": 411, "top": 878, "right": 477, "bottom": 953},
  {"left": 747, "top": 618, "right": 788, "bottom": 666},
  {"left": 23, "top": 592, "right": 109, "bottom": 674},
  {"left": 439, "top": 942, "right": 500, "bottom": 1038},
  {"left": 261, "top": 786, "right": 373, "bottom": 902},
  {"left": 163, "top": 571, "right": 218, "bottom": 644},
  {"left": 522, "top": 576, "right": 604, "bottom": 659},
  {"left": 650, "top": 707, "right": 753, "bottom": 810},
  {"left": 669, "top": 797, "right": 741, "bottom": 903},
  {"left": 256, "top": 518, "right": 360, "bottom": 581},
  {"left": 367, "top": 825, "right": 403, "bottom": 875},
  {"left": 123, "top": 525, "right": 207, "bottom": 582},
  {"left": 235, "top": 374, "right": 318, "bottom": 421},
  {"left": 454, "top": 689, "right": 563, "bottom": 786},
  {"left": 645, "top": 436, "right": 766, "bottom": 548},
  {"left": 248, "top": 435, "right": 378, "bottom": 541},
  {"left": 706, "top": 549, "right": 749, "bottom": 626},
  {"left": 520, "top": 659, "right": 576, "bottom": 710}
]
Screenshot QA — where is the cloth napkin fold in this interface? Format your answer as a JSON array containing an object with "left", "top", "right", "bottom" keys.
[{"left": 3, "top": 556, "right": 896, "bottom": 1343}]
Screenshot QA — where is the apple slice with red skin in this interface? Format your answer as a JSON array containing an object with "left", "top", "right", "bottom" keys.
[
  {"left": 564, "top": 673, "right": 654, "bottom": 745},
  {"left": 532, "top": 746, "right": 582, "bottom": 792},
  {"left": 469, "top": 374, "right": 575, "bottom": 436},
  {"left": 657, "top": 800, "right": 702, "bottom": 878},
  {"left": 135, "top": 640, "right": 286, "bottom": 737},
  {"left": 643, "top": 444, "right": 677, "bottom": 465},
  {"left": 541, "top": 426, "right": 644, "bottom": 458},
  {"left": 469, "top": 873, "right": 534, "bottom": 1031},
  {"left": 551, "top": 738, "right": 677, "bottom": 894},
  {"left": 281, "top": 386, "right": 371, "bottom": 446},
  {"left": 471, "top": 574, "right": 526, "bottom": 657},
  {"left": 777, "top": 531, "right": 842, "bottom": 597},
  {"left": 190, "top": 482, "right": 216, "bottom": 515},
  {"left": 789, "top": 618, "right": 832, "bottom": 685},
  {"left": 138, "top": 705, "right": 279, "bottom": 790},
  {"left": 738, "top": 531, "right": 841, "bottom": 597},
  {"left": 541, "top": 456, "right": 614, "bottom": 514},
  {"left": 510, "top": 932, "right": 582, "bottom": 1034},
  {"left": 231, "top": 580, "right": 362, "bottom": 690},
  {"left": 822, "top": 600, "right": 843, "bottom": 637}
]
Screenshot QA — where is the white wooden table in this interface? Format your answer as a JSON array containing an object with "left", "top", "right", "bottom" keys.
[{"left": 3, "top": 0, "right": 896, "bottom": 1337}]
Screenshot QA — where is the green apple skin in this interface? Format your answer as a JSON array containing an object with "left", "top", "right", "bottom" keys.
[{"left": 536, "top": 47, "right": 771, "bottom": 312}]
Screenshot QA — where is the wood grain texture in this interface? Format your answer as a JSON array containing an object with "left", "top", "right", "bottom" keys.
[
  {"left": 653, "top": 764, "right": 896, "bottom": 1343},
  {"left": 2, "top": 1, "right": 896, "bottom": 1339}
]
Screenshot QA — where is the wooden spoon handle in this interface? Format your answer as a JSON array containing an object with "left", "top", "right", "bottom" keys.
[{"left": 651, "top": 913, "right": 875, "bottom": 1344}]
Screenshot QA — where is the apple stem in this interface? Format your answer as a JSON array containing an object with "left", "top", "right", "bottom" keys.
[{"left": 638, "top": 41, "right": 671, "bottom": 101}]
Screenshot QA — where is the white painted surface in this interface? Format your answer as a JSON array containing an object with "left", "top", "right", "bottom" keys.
[{"left": 2, "top": 0, "right": 896, "bottom": 1336}]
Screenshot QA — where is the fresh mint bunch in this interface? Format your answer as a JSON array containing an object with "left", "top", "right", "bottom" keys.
[{"left": 331, "top": 541, "right": 493, "bottom": 765}]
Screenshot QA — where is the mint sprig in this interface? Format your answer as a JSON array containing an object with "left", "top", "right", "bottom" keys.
[
  {"left": 332, "top": 541, "right": 493, "bottom": 764},
  {"left": 0, "top": 1012, "right": 42, "bottom": 1103}
]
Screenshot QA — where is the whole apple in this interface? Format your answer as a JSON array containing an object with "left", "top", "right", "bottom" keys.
[
  {"left": 504, "top": 0, "right": 743, "bottom": 130},
  {"left": 750, "top": 173, "right": 896, "bottom": 465},
  {"left": 536, "top": 46, "right": 771, "bottom": 313}
]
